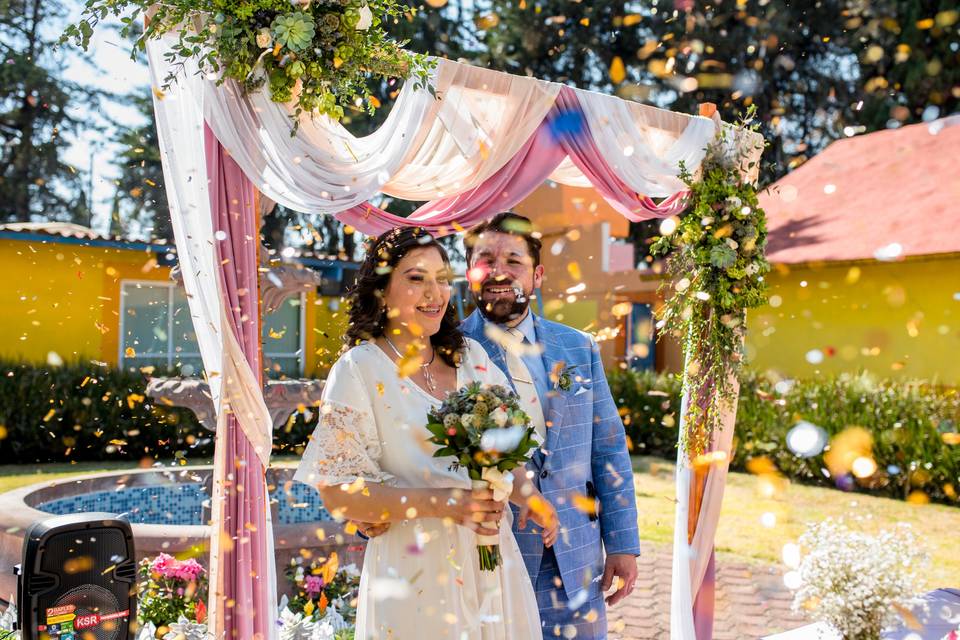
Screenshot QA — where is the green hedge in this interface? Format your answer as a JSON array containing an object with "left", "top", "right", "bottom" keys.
[
  {"left": 0, "top": 361, "right": 317, "bottom": 464},
  {"left": 4, "top": 361, "right": 959, "bottom": 505},
  {"left": 609, "top": 369, "right": 960, "bottom": 503}
]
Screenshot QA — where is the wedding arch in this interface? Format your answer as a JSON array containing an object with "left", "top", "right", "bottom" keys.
[{"left": 142, "top": 31, "right": 764, "bottom": 640}]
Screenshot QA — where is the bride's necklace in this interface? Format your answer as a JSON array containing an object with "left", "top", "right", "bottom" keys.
[{"left": 384, "top": 335, "right": 437, "bottom": 392}]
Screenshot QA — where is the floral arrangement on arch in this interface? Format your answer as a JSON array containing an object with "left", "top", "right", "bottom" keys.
[
  {"left": 786, "top": 519, "right": 927, "bottom": 640},
  {"left": 63, "top": 0, "right": 432, "bottom": 121},
  {"left": 136, "top": 553, "right": 209, "bottom": 640},
  {"left": 650, "top": 105, "right": 770, "bottom": 457},
  {"left": 279, "top": 552, "right": 360, "bottom": 640}
]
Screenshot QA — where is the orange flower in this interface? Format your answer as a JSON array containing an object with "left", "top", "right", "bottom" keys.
[{"left": 194, "top": 599, "right": 207, "bottom": 624}]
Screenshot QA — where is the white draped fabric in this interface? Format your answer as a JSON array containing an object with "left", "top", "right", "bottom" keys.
[
  {"left": 202, "top": 71, "right": 436, "bottom": 214},
  {"left": 202, "top": 60, "right": 560, "bottom": 212},
  {"left": 669, "top": 355, "right": 741, "bottom": 640},
  {"left": 146, "top": 38, "right": 273, "bottom": 465},
  {"left": 550, "top": 88, "right": 717, "bottom": 196}
]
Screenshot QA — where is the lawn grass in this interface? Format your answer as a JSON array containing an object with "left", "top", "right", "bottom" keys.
[
  {"left": 0, "top": 460, "right": 148, "bottom": 494},
  {"left": 2, "top": 456, "right": 957, "bottom": 588},
  {"left": 633, "top": 456, "right": 960, "bottom": 589}
]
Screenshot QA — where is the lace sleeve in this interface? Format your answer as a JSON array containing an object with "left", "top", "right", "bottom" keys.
[{"left": 293, "top": 353, "right": 393, "bottom": 488}]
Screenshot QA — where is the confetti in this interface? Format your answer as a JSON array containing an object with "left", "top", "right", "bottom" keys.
[{"left": 608, "top": 56, "right": 626, "bottom": 84}]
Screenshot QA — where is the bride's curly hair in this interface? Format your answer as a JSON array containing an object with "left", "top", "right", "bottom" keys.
[{"left": 343, "top": 226, "right": 465, "bottom": 367}]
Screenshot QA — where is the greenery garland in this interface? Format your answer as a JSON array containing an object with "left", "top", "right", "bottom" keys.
[
  {"left": 63, "top": 0, "right": 432, "bottom": 121},
  {"left": 650, "top": 106, "right": 770, "bottom": 459}
]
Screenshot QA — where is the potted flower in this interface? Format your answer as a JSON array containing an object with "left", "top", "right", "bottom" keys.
[
  {"left": 137, "top": 553, "right": 209, "bottom": 639},
  {"left": 279, "top": 552, "right": 360, "bottom": 639},
  {"left": 786, "top": 519, "right": 927, "bottom": 640}
]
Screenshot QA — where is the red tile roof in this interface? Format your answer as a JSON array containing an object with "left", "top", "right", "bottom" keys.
[{"left": 759, "top": 116, "right": 960, "bottom": 264}]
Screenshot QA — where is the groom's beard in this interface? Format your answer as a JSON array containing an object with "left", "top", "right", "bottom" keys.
[{"left": 473, "top": 278, "right": 531, "bottom": 324}]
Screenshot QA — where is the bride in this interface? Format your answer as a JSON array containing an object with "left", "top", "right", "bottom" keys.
[{"left": 294, "top": 226, "right": 557, "bottom": 639}]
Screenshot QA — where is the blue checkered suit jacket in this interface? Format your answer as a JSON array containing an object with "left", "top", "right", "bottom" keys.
[{"left": 462, "top": 310, "right": 641, "bottom": 603}]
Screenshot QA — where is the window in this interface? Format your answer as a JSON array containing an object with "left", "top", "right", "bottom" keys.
[
  {"left": 261, "top": 294, "right": 304, "bottom": 379},
  {"left": 120, "top": 281, "right": 303, "bottom": 378}
]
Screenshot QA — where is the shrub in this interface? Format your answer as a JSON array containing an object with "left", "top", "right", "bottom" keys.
[
  {"left": 0, "top": 361, "right": 317, "bottom": 464},
  {"left": 607, "top": 369, "right": 683, "bottom": 458},
  {"left": 608, "top": 368, "right": 960, "bottom": 504}
]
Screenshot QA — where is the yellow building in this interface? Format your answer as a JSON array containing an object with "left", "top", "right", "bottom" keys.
[
  {"left": 751, "top": 117, "right": 960, "bottom": 383},
  {"left": 0, "top": 222, "right": 349, "bottom": 377}
]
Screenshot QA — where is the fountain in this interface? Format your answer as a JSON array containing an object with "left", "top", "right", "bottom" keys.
[{"left": 0, "top": 256, "right": 363, "bottom": 599}]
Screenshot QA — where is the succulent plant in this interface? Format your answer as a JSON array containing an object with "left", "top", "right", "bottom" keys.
[{"left": 271, "top": 12, "right": 316, "bottom": 52}]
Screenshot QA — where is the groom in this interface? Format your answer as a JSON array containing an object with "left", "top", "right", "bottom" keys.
[{"left": 461, "top": 212, "right": 640, "bottom": 639}]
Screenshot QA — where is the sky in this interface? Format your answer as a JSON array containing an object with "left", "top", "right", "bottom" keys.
[{"left": 60, "top": 5, "right": 152, "bottom": 234}]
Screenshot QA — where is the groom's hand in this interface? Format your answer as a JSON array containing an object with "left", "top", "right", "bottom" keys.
[
  {"left": 601, "top": 554, "right": 638, "bottom": 606},
  {"left": 517, "top": 495, "right": 559, "bottom": 548}
]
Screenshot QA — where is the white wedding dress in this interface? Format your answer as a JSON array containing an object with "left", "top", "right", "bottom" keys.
[{"left": 294, "top": 339, "right": 541, "bottom": 639}]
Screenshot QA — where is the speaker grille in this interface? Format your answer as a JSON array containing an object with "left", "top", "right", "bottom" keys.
[{"left": 23, "top": 520, "right": 135, "bottom": 640}]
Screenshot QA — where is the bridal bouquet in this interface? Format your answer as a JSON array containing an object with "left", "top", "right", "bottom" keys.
[
  {"left": 787, "top": 519, "right": 927, "bottom": 640},
  {"left": 425, "top": 382, "right": 538, "bottom": 570}
]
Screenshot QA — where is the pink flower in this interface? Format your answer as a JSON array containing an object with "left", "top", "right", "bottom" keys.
[
  {"left": 303, "top": 575, "right": 324, "bottom": 597},
  {"left": 173, "top": 559, "right": 205, "bottom": 582},
  {"left": 150, "top": 553, "right": 178, "bottom": 579}
]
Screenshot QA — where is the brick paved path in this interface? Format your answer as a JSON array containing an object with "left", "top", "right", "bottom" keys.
[{"left": 606, "top": 543, "right": 808, "bottom": 639}]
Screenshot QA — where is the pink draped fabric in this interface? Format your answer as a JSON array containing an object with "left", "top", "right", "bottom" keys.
[
  {"left": 335, "top": 89, "right": 691, "bottom": 236},
  {"left": 335, "top": 120, "right": 567, "bottom": 235},
  {"left": 694, "top": 549, "right": 717, "bottom": 638},
  {"left": 205, "top": 125, "right": 274, "bottom": 640},
  {"left": 554, "top": 87, "right": 691, "bottom": 221}
]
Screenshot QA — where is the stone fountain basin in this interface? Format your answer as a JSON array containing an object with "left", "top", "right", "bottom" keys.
[{"left": 0, "top": 465, "right": 364, "bottom": 598}]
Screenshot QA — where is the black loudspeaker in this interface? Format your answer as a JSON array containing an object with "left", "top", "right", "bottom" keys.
[{"left": 16, "top": 514, "right": 137, "bottom": 640}]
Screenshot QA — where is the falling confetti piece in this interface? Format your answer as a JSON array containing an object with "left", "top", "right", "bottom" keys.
[
  {"left": 609, "top": 56, "right": 626, "bottom": 84},
  {"left": 571, "top": 492, "right": 598, "bottom": 516},
  {"left": 824, "top": 427, "right": 873, "bottom": 478}
]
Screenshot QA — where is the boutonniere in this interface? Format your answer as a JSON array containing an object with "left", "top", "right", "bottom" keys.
[{"left": 554, "top": 364, "right": 577, "bottom": 392}]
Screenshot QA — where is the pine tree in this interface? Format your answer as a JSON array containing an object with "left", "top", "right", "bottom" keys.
[{"left": 0, "top": 0, "right": 101, "bottom": 222}]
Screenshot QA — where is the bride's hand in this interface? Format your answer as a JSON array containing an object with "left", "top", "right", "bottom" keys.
[
  {"left": 353, "top": 520, "right": 391, "bottom": 538},
  {"left": 442, "top": 488, "right": 505, "bottom": 536}
]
